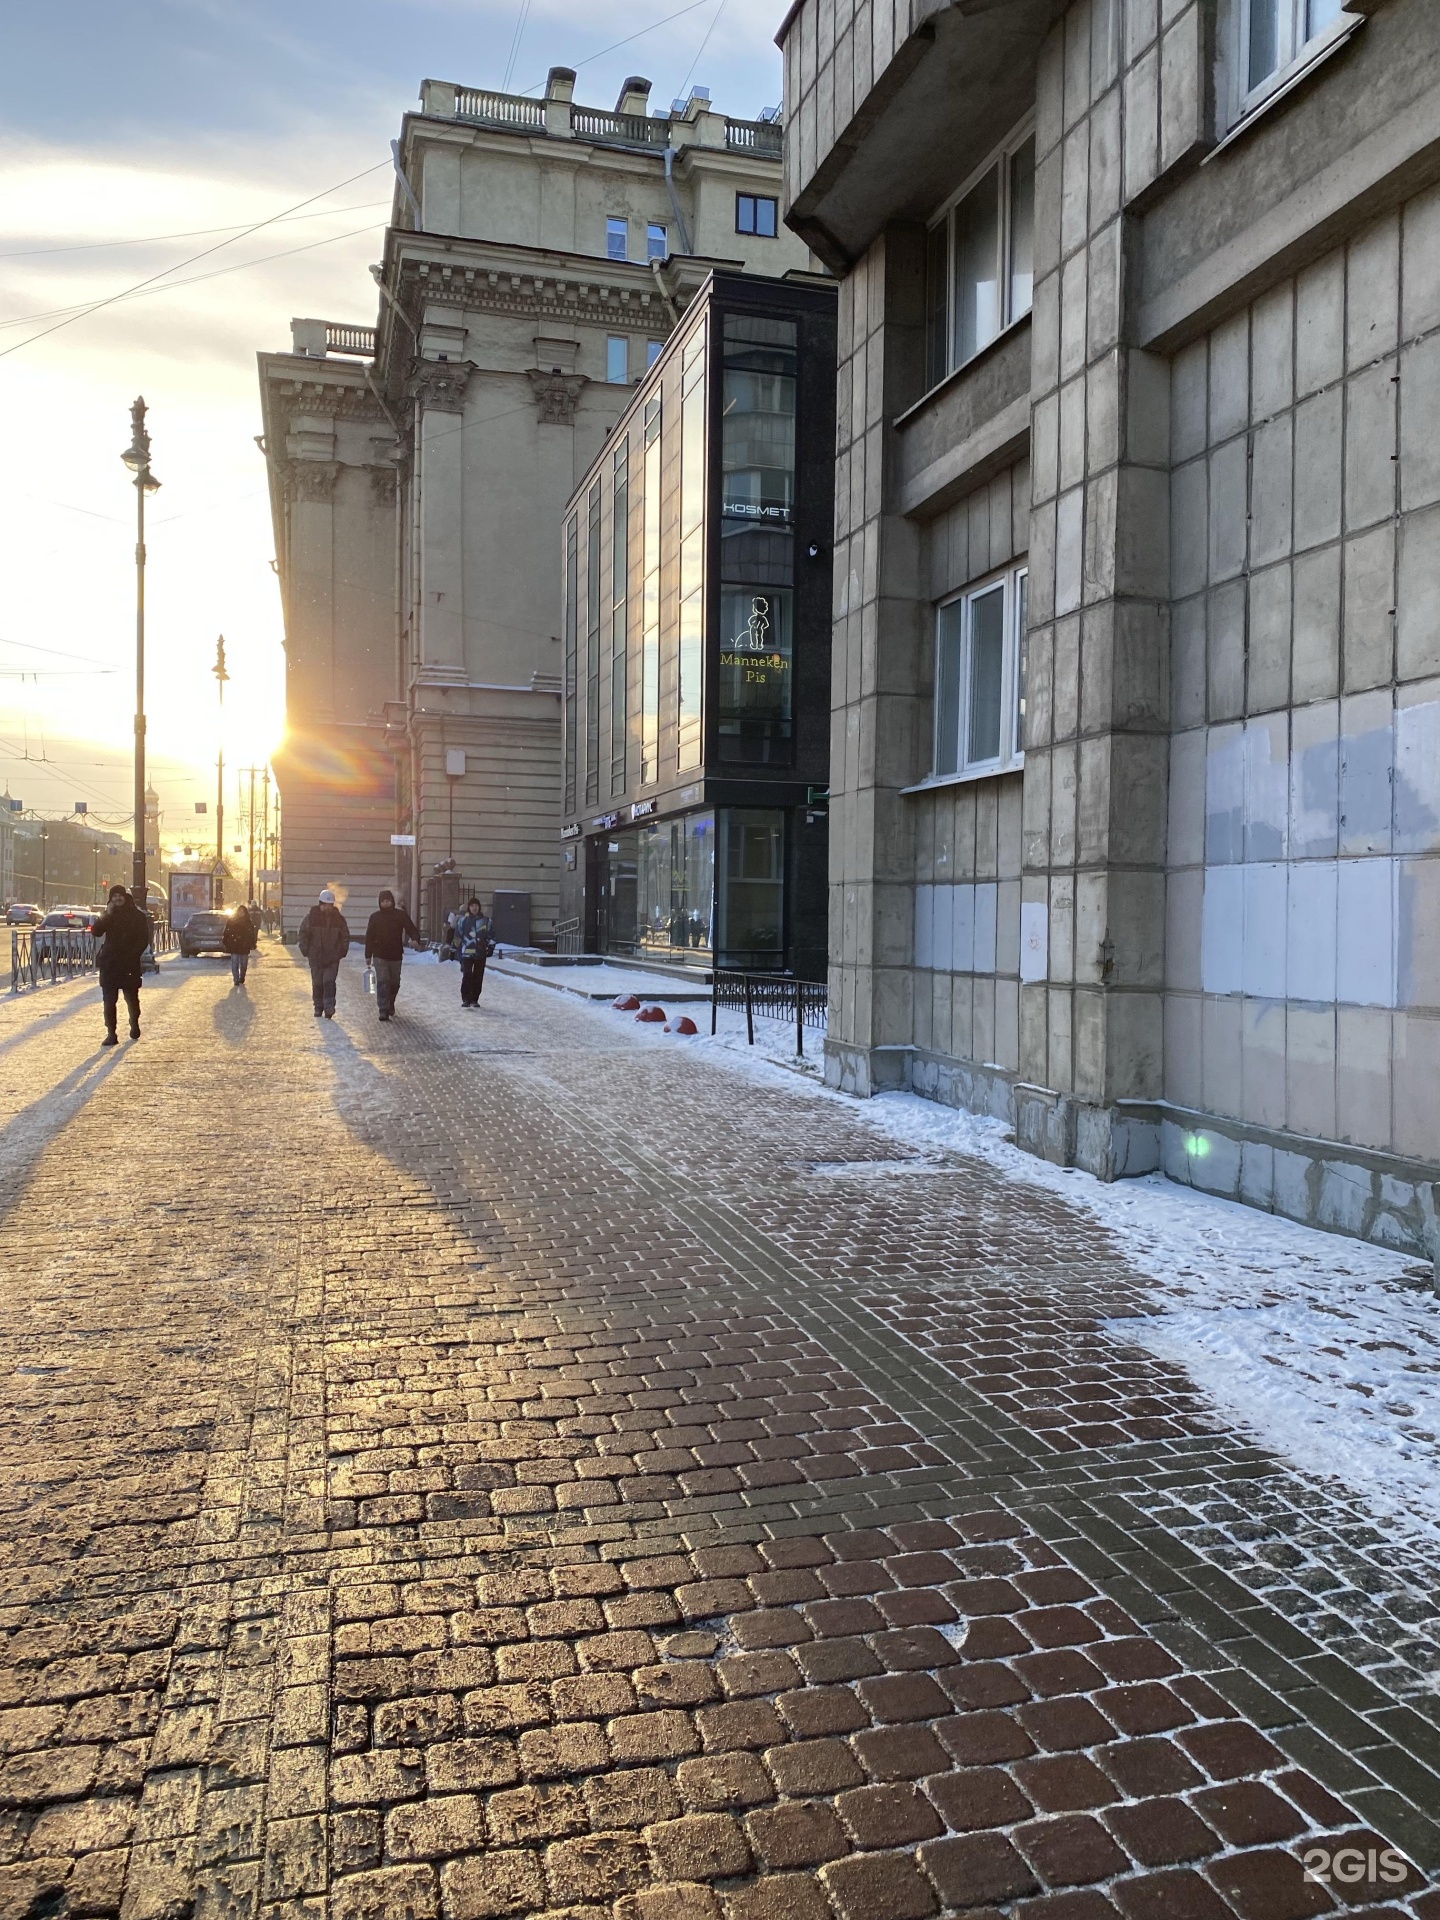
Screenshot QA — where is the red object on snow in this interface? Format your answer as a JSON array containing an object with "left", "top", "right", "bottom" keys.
[
  {"left": 635, "top": 1005, "right": 666, "bottom": 1023},
  {"left": 613, "top": 994, "right": 642, "bottom": 1011},
  {"left": 669, "top": 1016, "right": 698, "bottom": 1035}
]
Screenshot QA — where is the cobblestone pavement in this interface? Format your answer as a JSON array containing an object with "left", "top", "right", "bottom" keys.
[{"left": 1, "top": 949, "right": 1439, "bottom": 1920}]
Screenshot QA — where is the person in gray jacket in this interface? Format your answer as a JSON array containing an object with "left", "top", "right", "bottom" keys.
[{"left": 296, "top": 888, "right": 350, "bottom": 1018}]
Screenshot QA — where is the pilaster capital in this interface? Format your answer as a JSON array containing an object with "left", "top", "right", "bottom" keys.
[
  {"left": 281, "top": 459, "right": 341, "bottom": 503},
  {"left": 527, "top": 368, "right": 587, "bottom": 426},
  {"left": 407, "top": 357, "right": 472, "bottom": 413},
  {"left": 368, "top": 466, "right": 399, "bottom": 508}
]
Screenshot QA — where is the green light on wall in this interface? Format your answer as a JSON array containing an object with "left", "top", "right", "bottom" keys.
[{"left": 1185, "top": 1133, "right": 1211, "bottom": 1159}]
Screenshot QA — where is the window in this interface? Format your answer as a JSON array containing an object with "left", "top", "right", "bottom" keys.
[
  {"left": 563, "top": 516, "right": 579, "bottom": 814},
  {"left": 678, "top": 325, "right": 707, "bottom": 773},
  {"left": 736, "top": 194, "right": 779, "bottom": 238},
  {"left": 640, "top": 398, "right": 662, "bottom": 785},
  {"left": 647, "top": 222, "right": 668, "bottom": 261},
  {"left": 606, "top": 215, "right": 628, "bottom": 261},
  {"left": 606, "top": 336, "right": 629, "bottom": 384},
  {"left": 933, "top": 566, "right": 1028, "bottom": 779},
  {"left": 720, "top": 314, "right": 797, "bottom": 766},
  {"left": 646, "top": 339, "right": 664, "bottom": 368},
  {"left": 925, "top": 125, "right": 1035, "bottom": 390},
  {"left": 585, "top": 482, "right": 601, "bottom": 805},
  {"left": 1235, "top": 0, "right": 1349, "bottom": 106},
  {"left": 610, "top": 442, "right": 629, "bottom": 796}
]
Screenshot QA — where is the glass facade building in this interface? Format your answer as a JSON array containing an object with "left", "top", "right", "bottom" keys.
[{"left": 559, "top": 270, "right": 836, "bottom": 976}]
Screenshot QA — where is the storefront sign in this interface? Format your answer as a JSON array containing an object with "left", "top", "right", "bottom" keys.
[
  {"left": 560, "top": 823, "right": 581, "bottom": 841},
  {"left": 630, "top": 799, "right": 657, "bottom": 820},
  {"left": 592, "top": 812, "right": 621, "bottom": 831}
]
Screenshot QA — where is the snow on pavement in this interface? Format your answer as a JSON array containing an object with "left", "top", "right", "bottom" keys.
[{"left": 557, "top": 982, "right": 1440, "bottom": 1548}]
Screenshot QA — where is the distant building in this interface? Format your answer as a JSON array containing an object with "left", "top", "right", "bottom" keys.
[
  {"left": 558, "top": 268, "right": 835, "bottom": 976},
  {"left": 779, "top": 0, "right": 1440, "bottom": 1253},
  {"left": 0, "top": 794, "right": 14, "bottom": 903},
  {"left": 259, "top": 70, "right": 812, "bottom": 938}
]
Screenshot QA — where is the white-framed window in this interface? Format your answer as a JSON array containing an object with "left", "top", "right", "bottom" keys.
[
  {"left": 933, "top": 565, "right": 1028, "bottom": 779},
  {"left": 606, "top": 336, "right": 629, "bottom": 384},
  {"left": 606, "top": 216, "right": 629, "bottom": 262},
  {"left": 1241, "top": 0, "right": 1346, "bottom": 98},
  {"left": 925, "top": 122, "right": 1035, "bottom": 391},
  {"left": 647, "top": 222, "right": 668, "bottom": 261}
]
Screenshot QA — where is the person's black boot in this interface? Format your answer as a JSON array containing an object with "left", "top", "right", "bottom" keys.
[{"left": 101, "top": 1031, "right": 119, "bottom": 1048}]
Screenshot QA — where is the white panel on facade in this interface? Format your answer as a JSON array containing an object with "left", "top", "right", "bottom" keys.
[
  {"left": 1286, "top": 861, "right": 1338, "bottom": 1002},
  {"left": 1019, "top": 901, "right": 1049, "bottom": 983},
  {"left": 1243, "top": 717, "right": 1289, "bottom": 861},
  {"left": 932, "top": 884, "right": 954, "bottom": 972},
  {"left": 952, "top": 884, "right": 976, "bottom": 973},
  {"left": 1336, "top": 858, "right": 1397, "bottom": 1008},
  {"left": 1395, "top": 695, "right": 1440, "bottom": 854},
  {"left": 1339, "top": 696, "right": 1395, "bottom": 857},
  {"left": 1205, "top": 725, "right": 1246, "bottom": 865},
  {"left": 1290, "top": 700, "right": 1340, "bottom": 858},
  {"left": 914, "top": 885, "right": 934, "bottom": 970},
  {"left": 973, "top": 882, "right": 999, "bottom": 974},
  {"left": 1201, "top": 865, "right": 1244, "bottom": 995},
  {"left": 1242, "top": 862, "right": 1287, "bottom": 999}
]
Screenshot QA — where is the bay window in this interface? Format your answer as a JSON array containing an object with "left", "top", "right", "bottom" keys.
[
  {"left": 933, "top": 566, "right": 1027, "bottom": 779},
  {"left": 925, "top": 125, "right": 1035, "bottom": 390}
]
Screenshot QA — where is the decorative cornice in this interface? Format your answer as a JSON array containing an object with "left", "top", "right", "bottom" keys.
[
  {"left": 397, "top": 264, "right": 667, "bottom": 334},
  {"left": 406, "top": 358, "right": 472, "bottom": 411},
  {"left": 270, "top": 378, "right": 387, "bottom": 423},
  {"left": 527, "top": 370, "right": 588, "bottom": 426}
]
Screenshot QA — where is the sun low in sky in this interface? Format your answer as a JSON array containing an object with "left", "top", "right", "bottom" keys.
[{"left": 0, "top": 0, "right": 782, "bottom": 851}]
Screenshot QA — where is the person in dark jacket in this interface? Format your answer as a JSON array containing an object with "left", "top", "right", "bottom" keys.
[
  {"left": 363, "top": 890, "right": 420, "bottom": 1022},
  {"left": 455, "top": 896, "right": 493, "bottom": 1009},
  {"left": 92, "top": 884, "right": 152, "bottom": 1047},
  {"left": 296, "top": 888, "right": 350, "bottom": 1018},
  {"left": 221, "top": 902, "right": 258, "bottom": 987}
]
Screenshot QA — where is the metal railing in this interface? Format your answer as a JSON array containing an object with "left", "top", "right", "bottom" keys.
[
  {"left": 10, "top": 923, "right": 177, "bottom": 993},
  {"left": 570, "top": 107, "right": 670, "bottom": 148},
  {"left": 455, "top": 86, "right": 546, "bottom": 129},
  {"left": 554, "top": 917, "right": 583, "bottom": 956},
  {"left": 324, "top": 322, "right": 375, "bottom": 356},
  {"left": 726, "top": 118, "right": 784, "bottom": 157},
  {"left": 711, "top": 970, "right": 827, "bottom": 1056}
]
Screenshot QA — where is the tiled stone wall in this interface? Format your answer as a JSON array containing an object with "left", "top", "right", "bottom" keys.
[
  {"left": 1020, "top": 0, "right": 1173, "bottom": 1174},
  {"left": 1163, "top": 186, "right": 1440, "bottom": 1176}
]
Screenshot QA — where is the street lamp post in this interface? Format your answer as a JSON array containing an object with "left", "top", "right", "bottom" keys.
[{"left": 121, "top": 399, "right": 160, "bottom": 905}]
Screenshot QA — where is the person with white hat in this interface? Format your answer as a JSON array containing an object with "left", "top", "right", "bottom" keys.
[{"left": 296, "top": 888, "right": 350, "bottom": 1019}]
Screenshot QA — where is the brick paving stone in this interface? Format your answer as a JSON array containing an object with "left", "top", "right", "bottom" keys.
[{"left": 0, "top": 958, "right": 1434, "bottom": 1919}]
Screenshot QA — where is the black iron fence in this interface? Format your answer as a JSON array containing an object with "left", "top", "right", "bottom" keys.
[
  {"left": 710, "top": 970, "right": 828, "bottom": 1056},
  {"left": 10, "top": 923, "right": 177, "bottom": 994}
]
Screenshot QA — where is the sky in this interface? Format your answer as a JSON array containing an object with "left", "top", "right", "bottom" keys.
[{"left": 0, "top": 0, "right": 784, "bottom": 862}]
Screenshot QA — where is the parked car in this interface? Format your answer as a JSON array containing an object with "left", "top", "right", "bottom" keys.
[
  {"left": 5, "top": 903, "right": 42, "bottom": 926},
  {"left": 178, "top": 909, "right": 234, "bottom": 958},
  {"left": 32, "top": 909, "right": 93, "bottom": 957}
]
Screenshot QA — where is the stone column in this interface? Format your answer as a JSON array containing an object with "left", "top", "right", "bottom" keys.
[
  {"left": 281, "top": 448, "right": 341, "bottom": 717},
  {"left": 1018, "top": 0, "right": 1181, "bottom": 1176},
  {"left": 409, "top": 359, "right": 471, "bottom": 685}
]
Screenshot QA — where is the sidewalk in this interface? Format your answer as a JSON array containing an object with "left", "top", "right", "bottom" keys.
[{"left": 0, "top": 950, "right": 1434, "bottom": 1918}]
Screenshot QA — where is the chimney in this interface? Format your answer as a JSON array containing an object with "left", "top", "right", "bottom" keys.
[
  {"left": 546, "top": 67, "right": 576, "bottom": 102},
  {"left": 290, "top": 319, "right": 328, "bottom": 358},
  {"left": 616, "top": 76, "right": 653, "bottom": 118}
]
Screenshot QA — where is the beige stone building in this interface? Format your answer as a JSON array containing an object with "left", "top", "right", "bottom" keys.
[
  {"left": 260, "top": 71, "right": 811, "bottom": 938},
  {"left": 781, "top": 0, "right": 1439, "bottom": 1254}
]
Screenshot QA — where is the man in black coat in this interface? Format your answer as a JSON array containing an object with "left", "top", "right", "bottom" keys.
[
  {"left": 221, "top": 902, "right": 258, "bottom": 987},
  {"left": 363, "top": 890, "right": 420, "bottom": 1022},
  {"left": 92, "top": 884, "right": 152, "bottom": 1047},
  {"left": 296, "top": 889, "right": 350, "bottom": 1018}
]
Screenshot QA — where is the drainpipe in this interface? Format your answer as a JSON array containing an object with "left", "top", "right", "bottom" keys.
[{"left": 663, "top": 146, "right": 693, "bottom": 256}]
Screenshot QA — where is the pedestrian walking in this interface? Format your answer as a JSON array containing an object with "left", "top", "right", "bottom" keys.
[
  {"left": 456, "top": 896, "right": 493, "bottom": 1009},
  {"left": 222, "top": 901, "right": 258, "bottom": 987},
  {"left": 363, "top": 889, "right": 420, "bottom": 1022},
  {"left": 296, "top": 888, "right": 350, "bottom": 1019},
  {"left": 92, "top": 883, "right": 152, "bottom": 1047}
]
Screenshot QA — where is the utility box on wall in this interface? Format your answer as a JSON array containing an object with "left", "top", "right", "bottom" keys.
[{"left": 491, "top": 891, "right": 531, "bottom": 947}]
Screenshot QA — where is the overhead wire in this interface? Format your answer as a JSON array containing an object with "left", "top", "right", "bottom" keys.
[
  {"left": 517, "top": 0, "right": 715, "bottom": 93},
  {"left": 0, "top": 199, "right": 391, "bottom": 263},
  {"left": 501, "top": 0, "right": 533, "bottom": 92},
  {"left": 0, "top": 157, "right": 391, "bottom": 361},
  {"left": 675, "top": 0, "right": 728, "bottom": 103}
]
